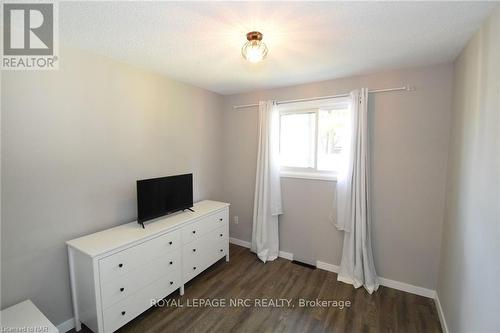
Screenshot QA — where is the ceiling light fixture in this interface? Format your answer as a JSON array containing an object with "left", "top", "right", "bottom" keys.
[{"left": 241, "top": 31, "right": 268, "bottom": 63}]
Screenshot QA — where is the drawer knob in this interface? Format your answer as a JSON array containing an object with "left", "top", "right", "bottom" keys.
[
  {"left": 118, "top": 263, "right": 123, "bottom": 268},
  {"left": 192, "top": 248, "right": 196, "bottom": 252},
  {"left": 169, "top": 261, "right": 173, "bottom": 265},
  {"left": 121, "top": 311, "right": 126, "bottom": 316},
  {"left": 120, "top": 287, "right": 124, "bottom": 292},
  {"left": 220, "top": 233, "right": 223, "bottom": 237},
  {"left": 169, "top": 241, "right": 172, "bottom": 245},
  {"left": 170, "top": 281, "right": 173, "bottom": 285},
  {"left": 220, "top": 249, "right": 223, "bottom": 252},
  {"left": 192, "top": 230, "right": 196, "bottom": 234},
  {"left": 193, "top": 266, "right": 197, "bottom": 270},
  {"left": 219, "top": 218, "right": 223, "bottom": 221}
]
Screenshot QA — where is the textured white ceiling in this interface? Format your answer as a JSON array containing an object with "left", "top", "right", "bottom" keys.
[{"left": 60, "top": 1, "right": 497, "bottom": 95}]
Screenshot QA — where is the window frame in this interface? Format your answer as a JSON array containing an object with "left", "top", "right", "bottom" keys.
[{"left": 278, "top": 97, "right": 350, "bottom": 182}]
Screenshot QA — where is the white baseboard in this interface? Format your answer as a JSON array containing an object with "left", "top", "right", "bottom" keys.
[
  {"left": 229, "top": 237, "right": 293, "bottom": 260},
  {"left": 279, "top": 250, "right": 293, "bottom": 261},
  {"left": 316, "top": 259, "right": 436, "bottom": 298},
  {"left": 316, "top": 260, "right": 340, "bottom": 273},
  {"left": 378, "top": 277, "right": 436, "bottom": 299},
  {"left": 317, "top": 260, "right": 435, "bottom": 298},
  {"left": 229, "top": 237, "right": 251, "bottom": 248},
  {"left": 57, "top": 317, "right": 75, "bottom": 333},
  {"left": 434, "top": 292, "right": 449, "bottom": 333}
]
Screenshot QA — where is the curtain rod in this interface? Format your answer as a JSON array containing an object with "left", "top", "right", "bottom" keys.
[{"left": 233, "top": 85, "right": 413, "bottom": 109}]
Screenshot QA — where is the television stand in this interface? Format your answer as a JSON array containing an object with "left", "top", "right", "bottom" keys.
[
  {"left": 184, "top": 208, "right": 195, "bottom": 212},
  {"left": 66, "top": 200, "right": 229, "bottom": 333}
]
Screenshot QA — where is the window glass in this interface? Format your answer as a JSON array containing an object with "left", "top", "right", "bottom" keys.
[
  {"left": 278, "top": 98, "right": 351, "bottom": 176},
  {"left": 279, "top": 112, "right": 316, "bottom": 168},
  {"left": 317, "top": 108, "right": 350, "bottom": 171}
]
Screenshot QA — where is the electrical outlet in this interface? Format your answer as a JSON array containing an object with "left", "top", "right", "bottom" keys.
[{"left": 233, "top": 216, "right": 239, "bottom": 224}]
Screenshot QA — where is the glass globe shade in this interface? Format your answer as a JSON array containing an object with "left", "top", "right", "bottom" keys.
[{"left": 241, "top": 36, "right": 268, "bottom": 63}]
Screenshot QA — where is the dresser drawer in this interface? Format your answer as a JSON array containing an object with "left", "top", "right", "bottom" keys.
[
  {"left": 206, "top": 227, "right": 228, "bottom": 263},
  {"left": 99, "top": 230, "right": 180, "bottom": 283},
  {"left": 103, "top": 270, "right": 180, "bottom": 333},
  {"left": 101, "top": 250, "right": 180, "bottom": 309},
  {"left": 181, "top": 222, "right": 202, "bottom": 245},
  {"left": 211, "top": 238, "right": 229, "bottom": 263},
  {"left": 181, "top": 209, "right": 228, "bottom": 245},
  {"left": 182, "top": 236, "right": 209, "bottom": 282},
  {"left": 182, "top": 240, "right": 206, "bottom": 266},
  {"left": 207, "top": 225, "right": 228, "bottom": 243},
  {"left": 182, "top": 225, "right": 227, "bottom": 283}
]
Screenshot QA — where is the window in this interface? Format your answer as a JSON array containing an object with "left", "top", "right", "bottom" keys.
[{"left": 278, "top": 97, "right": 351, "bottom": 180}]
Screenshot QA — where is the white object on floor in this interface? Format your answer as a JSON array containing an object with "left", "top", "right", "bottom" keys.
[
  {"left": 251, "top": 100, "right": 283, "bottom": 263},
  {"left": 66, "top": 200, "right": 229, "bottom": 333},
  {"left": 0, "top": 300, "right": 58, "bottom": 333}
]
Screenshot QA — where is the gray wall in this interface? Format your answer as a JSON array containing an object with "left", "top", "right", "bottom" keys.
[
  {"left": 5, "top": 22, "right": 493, "bottom": 329},
  {"left": 222, "top": 63, "right": 453, "bottom": 290},
  {"left": 1, "top": 47, "right": 224, "bottom": 325},
  {"left": 437, "top": 6, "right": 500, "bottom": 332}
]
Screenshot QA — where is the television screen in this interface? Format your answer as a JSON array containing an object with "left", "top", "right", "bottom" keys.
[{"left": 137, "top": 173, "right": 193, "bottom": 226}]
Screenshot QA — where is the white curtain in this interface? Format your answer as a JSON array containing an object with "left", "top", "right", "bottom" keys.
[
  {"left": 251, "top": 100, "right": 283, "bottom": 263},
  {"left": 335, "top": 88, "right": 379, "bottom": 294}
]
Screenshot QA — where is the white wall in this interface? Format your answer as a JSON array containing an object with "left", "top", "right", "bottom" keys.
[
  {"left": 222, "top": 63, "right": 453, "bottom": 290},
  {"left": 1, "top": 47, "right": 224, "bottom": 325},
  {"left": 437, "top": 6, "right": 500, "bottom": 332}
]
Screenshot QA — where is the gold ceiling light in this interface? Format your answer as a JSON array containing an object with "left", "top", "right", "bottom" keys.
[{"left": 241, "top": 31, "right": 268, "bottom": 63}]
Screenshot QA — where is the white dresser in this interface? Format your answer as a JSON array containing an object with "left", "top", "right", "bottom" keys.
[{"left": 66, "top": 200, "right": 229, "bottom": 333}]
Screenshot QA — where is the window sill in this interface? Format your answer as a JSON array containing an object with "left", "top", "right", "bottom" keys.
[{"left": 280, "top": 171, "right": 337, "bottom": 182}]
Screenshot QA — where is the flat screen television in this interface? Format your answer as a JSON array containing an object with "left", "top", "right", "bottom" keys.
[{"left": 137, "top": 173, "right": 193, "bottom": 228}]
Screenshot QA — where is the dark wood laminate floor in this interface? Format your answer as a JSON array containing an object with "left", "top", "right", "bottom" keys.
[{"left": 73, "top": 244, "right": 442, "bottom": 333}]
